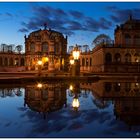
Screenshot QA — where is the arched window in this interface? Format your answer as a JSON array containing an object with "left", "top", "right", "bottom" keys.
[
  {"left": 82, "top": 58, "right": 85, "bottom": 66},
  {"left": 9, "top": 58, "right": 13, "bottom": 66},
  {"left": 4, "top": 58, "right": 8, "bottom": 66},
  {"left": 20, "top": 58, "right": 25, "bottom": 66},
  {"left": 30, "top": 42, "right": 35, "bottom": 53},
  {"left": 54, "top": 43, "right": 60, "bottom": 54},
  {"left": 114, "top": 53, "right": 121, "bottom": 63},
  {"left": 104, "top": 82, "right": 112, "bottom": 92},
  {"left": 125, "top": 53, "right": 131, "bottom": 63},
  {"left": 0, "top": 57, "right": 2, "bottom": 66},
  {"left": 134, "top": 53, "right": 139, "bottom": 62},
  {"left": 15, "top": 58, "right": 19, "bottom": 66},
  {"left": 105, "top": 53, "right": 112, "bottom": 63},
  {"left": 125, "top": 34, "right": 131, "bottom": 45},
  {"left": 42, "top": 42, "right": 48, "bottom": 53},
  {"left": 86, "top": 58, "right": 88, "bottom": 66},
  {"left": 114, "top": 83, "right": 121, "bottom": 92},
  {"left": 125, "top": 83, "right": 131, "bottom": 92},
  {"left": 90, "top": 58, "right": 92, "bottom": 66},
  {"left": 134, "top": 35, "right": 140, "bottom": 45}
]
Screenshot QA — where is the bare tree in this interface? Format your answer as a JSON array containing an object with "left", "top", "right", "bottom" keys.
[
  {"left": 15, "top": 45, "right": 23, "bottom": 54},
  {"left": 83, "top": 45, "right": 90, "bottom": 52},
  {"left": 1, "top": 44, "right": 7, "bottom": 52}
]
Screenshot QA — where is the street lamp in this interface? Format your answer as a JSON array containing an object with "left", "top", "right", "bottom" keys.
[
  {"left": 72, "top": 97, "right": 80, "bottom": 111},
  {"left": 70, "top": 46, "right": 80, "bottom": 76},
  {"left": 72, "top": 50, "right": 80, "bottom": 60}
]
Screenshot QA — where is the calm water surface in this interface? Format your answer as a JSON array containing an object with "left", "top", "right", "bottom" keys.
[{"left": 0, "top": 80, "right": 140, "bottom": 138}]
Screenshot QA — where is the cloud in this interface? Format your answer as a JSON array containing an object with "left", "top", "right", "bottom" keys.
[
  {"left": 19, "top": 5, "right": 113, "bottom": 36},
  {"left": 18, "top": 28, "right": 29, "bottom": 33},
  {"left": 106, "top": 6, "right": 140, "bottom": 23},
  {"left": 5, "top": 12, "right": 13, "bottom": 17},
  {"left": 69, "top": 10, "right": 84, "bottom": 18},
  {"left": 0, "top": 12, "right": 14, "bottom": 21}
]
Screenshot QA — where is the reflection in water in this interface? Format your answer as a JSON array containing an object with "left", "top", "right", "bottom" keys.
[
  {"left": 0, "top": 80, "right": 140, "bottom": 137},
  {"left": 0, "top": 88, "right": 23, "bottom": 98},
  {"left": 114, "top": 97, "right": 140, "bottom": 128},
  {"left": 24, "top": 83, "right": 67, "bottom": 119}
]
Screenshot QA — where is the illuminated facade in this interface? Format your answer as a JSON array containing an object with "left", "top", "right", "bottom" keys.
[
  {"left": 0, "top": 52, "right": 25, "bottom": 72},
  {"left": 80, "top": 15, "right": 140, "bottom": 73},
  {"left": 25, "top": 26, "right": 68, "bottom": 71}
]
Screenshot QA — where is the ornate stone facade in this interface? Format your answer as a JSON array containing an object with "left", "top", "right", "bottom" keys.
[
  {"left": 0, "top": 52, "right": 25, "bottom": 72},
  {"left": 80, "top": 15, "right": 140, "bottom": 73},
  {"left": 25, "top": 27, "right": 68, "bottom": 71}
]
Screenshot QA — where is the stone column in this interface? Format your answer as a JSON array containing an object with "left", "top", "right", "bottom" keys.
[
  {"left": 48, "top": 41, "right": 55, "bottom": 72},
  {"left": 71, "top": 60, "right": 80, "bottom": 76}
]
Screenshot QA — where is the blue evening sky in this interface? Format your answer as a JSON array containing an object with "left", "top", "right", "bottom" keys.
[{"left": 0, "top": 2, "right": 140, "bottom": 51}]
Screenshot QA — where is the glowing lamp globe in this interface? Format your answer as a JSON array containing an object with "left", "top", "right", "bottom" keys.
[{"left": 72, "top": 98, "right": 80, "bottom": 109}]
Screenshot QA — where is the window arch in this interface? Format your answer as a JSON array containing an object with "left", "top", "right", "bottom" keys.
[
  {"left": 42, "top": 42, "right": 48, "bottom": 53},
  {"left": 104, "top": 82, "right": 112, "bottom": 92},
  {"left": 114, "top": 53, "right": 121, "bottom": 63},
  {"left": 134, "top": 53, "right": 139, "bottom": 62},
  {"left": 86, "top": 58, "right": 88, "bottom": 66},
  {"left": 30, "top": 42, "right": 35, "bottom": 53},
  {"left": 9, "top": 58, "right": 13, "bottom": 66},
  {"left": 114, "top": 83, "right": 121, "bottom": 92},
  {"left": 82, "top": 58, "right": 85, "bottom": 66},
  {"left": 134, "top": 35, "right": 140, "bottom": 45},
  {"left": 125, "top": 53, "right": 131, "bottom": 63},
  {"left": 90, "top": 58, "right": 92, "bottom": 66},
  {"left": 125, "top": 34, "right": 131, "bottom": 45},
  {"left": 54, "top": 43, "right": 60, "bottom": 54},
  {"left": 125, "top": 83, "right": 131, "bottom": 92},
  {"left": 15, "top": 58, "right": 19, "bottom": 66},
  {"left": 105, "top": 53, "right": 112, "bottom": 63},
  {"left": 20, "top": 58, "right": 25, "bottom": 66},
  {"left": 4, "top": 57, "right": 8, "bottom": 66},
  {"left": 0, "top": 57, "right": 2, "bottom": 66}
]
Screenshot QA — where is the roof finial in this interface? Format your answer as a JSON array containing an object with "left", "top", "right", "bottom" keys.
[{"left": 44, "top": 23, "right": 47, "bottom": 30}]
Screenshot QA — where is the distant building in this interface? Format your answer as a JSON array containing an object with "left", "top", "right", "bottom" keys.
[
  {"left": 80, "top": 15, "right": 140, "bottom": 73},
  {"left": 0, "top": 51, "right": 25, "bottom": 72},
  {"left": 25, "top": 26, "right": 68, "bottom": 71}
]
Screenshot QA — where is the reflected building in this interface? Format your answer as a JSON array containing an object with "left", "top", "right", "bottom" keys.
[
  {"left": 92, "top": 80, "right": 140, "bottom": 127},
  {"left": 114, "top": 97, "right": 140, "bottom": 127},
  {"left": 92, "top": 80, "right": 140, "bottom": 98},
  {"left": 0, "top": 88, "right": 23, "bottom": 98},
  {"left": 24, "top": 83, "right": 67, "bottom": 118}
]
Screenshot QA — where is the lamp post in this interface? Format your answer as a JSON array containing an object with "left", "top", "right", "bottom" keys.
[
  {"left": 37, "top": 60, "right": 43, "bottom": 76},
  {"left": 70, "top": 46, "right": 80, "bottom": 76}
]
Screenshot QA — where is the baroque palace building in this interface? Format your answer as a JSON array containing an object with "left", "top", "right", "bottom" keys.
[
  {"left": 25, "top": 26, "right": 68, "bottom": 71},
  {"left": 80, "top": 15, "right": 140, "bottom": 73}
]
